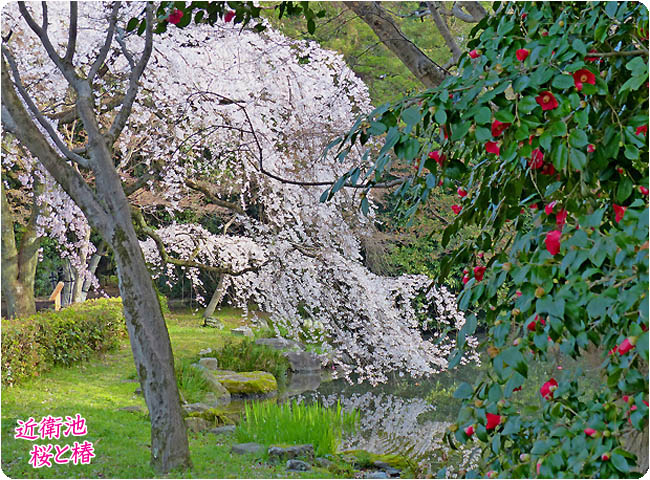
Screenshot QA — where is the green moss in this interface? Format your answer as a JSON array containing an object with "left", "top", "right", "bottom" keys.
[
  {"left": 186, "top": 408, "right": 233, "bottom": 425},
  {"left": 212, "top": 370, "right": 277, "bottom": 394},
  {"left": 339, "top": 450, "right": 411, "bottom": 470}
]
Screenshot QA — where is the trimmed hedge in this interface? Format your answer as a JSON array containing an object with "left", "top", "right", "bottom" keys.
[{"left": 1, "top": 298, "right": 126, "bottom": 386}]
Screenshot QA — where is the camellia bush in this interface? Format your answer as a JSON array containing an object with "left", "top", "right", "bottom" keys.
[{"left": 328, "top": 1, "right": 648, "bottom": 477}]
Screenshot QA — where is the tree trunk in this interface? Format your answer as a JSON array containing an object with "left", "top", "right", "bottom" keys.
[
  {"left": 1, "top": 180, "right": 40, "bottom": 318},
  {"left": 346, "top": 1, "right": 449, "bottom": 88},
  {"left": 78, "top": 241, "right": 105, "bottom": 302},
  {"left": 203, "top": 274, "right": 228, "bottom": 320}
]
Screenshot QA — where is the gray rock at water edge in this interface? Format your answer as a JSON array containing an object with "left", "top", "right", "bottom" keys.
[
  {"left": 204, "top": 317, "right": 224, "bottom": 329},
  {"left": 185, "top": 417, "right": 212, "bottom": 433},
  {"left": 116, "top": 406, "right": 143, "bottom": 413},
  {"left": 210, "top": 425, "right": 236, "bottom": 435},
  {"left": 315, "top": 457, "right": 335, "bottom": 469},
  {"left": 286, "top": 459, "right": 311, "bottom": 471},
  {"left": 283, "top": 350, "right": 322, "bottom": 372},
  {"left": 268, "top": 444, "right": 314, "bottom": 460},
  {"left": 384, "top": 467, "right": 401, "bottom": 477},
  {"left": 231, "top": 442, "right": 265, "bottom": 455},
  {"left": 365, "top": 472, "right": 389, "bottom": 479},
  {"left": 203, "top": 391, "right": 231, "bottom": 407},
  {"left": 182, "top": 402, "right": 213, "bottom": 415},
  {"left": 199, "top": 357, "right": 219, "bottom": 370},
  {"left": 373, "top": 461, "right": 401, "bottom": 476},
  {"left": 231, "top": 326, "right": 254, "bottom": 338},
  {"left": 198, "top": 347, "right": 213, "bottom": 356},
  {"left": 255, "top": 337, "right": 303, "bottom": 351}
]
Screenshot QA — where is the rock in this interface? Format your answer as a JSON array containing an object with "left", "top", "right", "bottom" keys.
[
  {"left": 190, "top": 365, "right": 232, "bottom": 404},
  {"left": 231, "top": 326, "right": 254, "bottom": 338},
  {"left": 286, "top": 459, "right": 311, "bottom": 471},
  {"left": 268, "top": 444, "right": 314, "bottom": 460},
  {"left": 315, "top": 457, "right": 335, "bottom": 469},
  {"left": 116, "top": 406, "right": 143, "bottom": 413},
  {"left": 212, "top": 370, "right": 277, "bottom": 395},
  {"left": 365, "top": 472, "right": 389, "bottom": 479},
  {"left": 210, "top": 425, "right": 236, "bottom": 435},
  {"left": 283, "top": 351, "right": 322, "bottom": 372},
  {"left": 373, "top": 461, "right": 401, "bottom": 477},
  {"left": 255, "top": 337, "right": 303, "bottom": 351},
  {"left": 185, "top": 417, "right": 211, "bottom": 433},
  {"left": 198, "top": 357, "right": 219, "bottom": 370},
  {"left": 198, "top": 347, "right": 213, "bottom": 356},
  {"left": 204, "top": 317, "right": 224, "bottom": 329},
  {"left": 182, "top": 402, "right": 213, "bottom": 414},
  {"left": 231, "top": 442, "right": 264, "bottom": 455},
  {"left": 385, "top": 467, "right": 401, "bottom": 477}
]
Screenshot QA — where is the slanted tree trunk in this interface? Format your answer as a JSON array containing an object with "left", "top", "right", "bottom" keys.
[
  {"left": 1, "top": 3, "right": 190, "bottom": 471},
  {"left": 1, "top": 180, "right": 41, "bottom": 318},
  {"left": 203, "top": 274, "right": 228, "bottom": 320}
]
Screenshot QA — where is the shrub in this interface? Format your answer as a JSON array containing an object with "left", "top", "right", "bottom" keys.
[
  {"left": 236, "top": 400, "right": 359, "bottom": 456},
  {"left": 174, "top": 358, "right": 211, "bottom": 404},
  {"left": 1, "top": 298, "right": 125, "bottom": 386},
  {"left": 216, "top": 338, "right": 290, "bottom": 386}
]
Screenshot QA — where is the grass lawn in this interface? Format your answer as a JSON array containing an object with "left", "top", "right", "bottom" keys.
[{"left": 1, "top": 308, "right": 338, "bottom": 478}]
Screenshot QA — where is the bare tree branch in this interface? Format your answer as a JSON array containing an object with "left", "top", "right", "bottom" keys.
[
  {"left": 63, "top": 1, "right": 77, "bottom": 64},
  {"left": 1, "top": 47, "right": 91, "bottom": 168},
  {"left": 185, "top": 179, "right": 246, "bottom": 216},
  {"left": 455, "top": 1, "right": 487, "bottom": 22},
  {"left": 428, "top": 2, "right": 462, "bottom": 64},
  {"left": 88, "top": 3, "right": 120, "bottom": 84},
  {"left": 40, "top": 1, "right": 48, "bottom": 31},
  {"left": 107, "top": 3, "right": 153, "bottom": 144}
]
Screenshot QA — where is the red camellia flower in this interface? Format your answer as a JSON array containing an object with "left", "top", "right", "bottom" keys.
[
  {"left": 485, "top": 413, "right": 501, "bottom": 430},
  {"left": 572, "top": 69, "right": 596, "bottom": 91},
  {"left": 541, "top": 162, "right": 556, "bottom": 176},
  {"left": 491, "top": 119, "right": 511, "bottom": 137},
  {"left": 613, "top": 204, "right": 626, "bottom": 223},
  {"left": 544, "top": 200, "right": 557, "bottom": 215},
  {"left": 428, "top": 150, "right": 446, "bottom": 166},
  {"left": 601, "top": 453, "right": 610, "bottom": 461},
  {"left": 640, "top": 186, "right": 649, "bottom": 196},
  {"left": 452, "top": 204, "right": 462, "bottom": 215},
  {"left": 474, "top": 266, "right": 486, "bottom": 281},
  {"left": 587, "top": 144, "right": 595, "bottom": 153},
  {"left": 168, "top": 9, "right": 184, "bottom": 24},
  {"left": 622, "top": 395, "right": 630, "bottom": 403},
  {"left": 224, "top": 10, "right": 236, "bottom": 22},
  {"left": 618, "top": 337, "right": 635, "bottom": 355},
  {"left": 457, "top": 187, "right": 468, "bottom": 197},
  {"left": 464, "top": 425, "right": 475, "bottom": 436},
  {"left": 516, "top": 49, "right": 530, "bottom": 61},
  {"left": 535, "top": 91, "right": 559, "bottom": 111},
  {"left": 636, "top": 125, "right": 648, "bottom": 136},
  {"left": 469, "top": 49, "right": 480, "bottom": 59},
  {"left": 529, "top": 203, "right": 539, "bottom": 210},
  {"left": 486, "top": 141, "right": 500, "bottom": 156},
  {"left": 529, "top": 148, "right": 544, "bottom": 169},
  {"left": 545, "top": 230, "right": 562, "bottom": 255},
  {"left": 516, "top": 291, "right": 523, "bottom": 297},
  {"left": 462, "top": 275, "right": 470, "bottom": 284},
  {"left": 527, "top": 315, "right": 546, "bottom": 331},
  {"left": 584, "top": 428, "right": 597, "bottom": 437},
  {"left": 540, "top": 378, "right": 558, "bottom": 400},
  {"left": 556, "top": 209, "right": 568, "bottom": 227}
]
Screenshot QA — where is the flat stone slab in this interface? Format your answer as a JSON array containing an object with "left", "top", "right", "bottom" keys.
[
  {"left": 190, "top": 365, "right": 232, "bottom": 404},
  {"left": 204, "top": 317, "right": 224, "bottom": 329},
  {"left": 268, "top": 444, "right": 314, "bottom": 460},
  {"left": 212, "top": 370, "right": 277, "bottom": 395},
  {"left": 231, "top": 442, "right": 264, "bottom": 455},
  {"left": 198, "top": 347, "right": 213, "bottom": 356},
  {"left": 283, "top": 351, "right": 322, "bottom": 372},
  {"left": 231, "top": 326, "right": 253, "bottom": 338},
  {"left": 210, "top": 425, "right": 236, "bottom": 435},
  {"left": 286, "top": 459, "right": 311, "bottom": 471},
  {"left": 255, "top": 337, "right": 303, "bottom": 351}
]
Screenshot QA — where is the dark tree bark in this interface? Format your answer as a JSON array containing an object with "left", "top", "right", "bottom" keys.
[
  {"left": 1, "top": 180, "right": 41, "bottom": 318},
  {"left": 1, "top": 2, "right": 190, "bottom": 472}
]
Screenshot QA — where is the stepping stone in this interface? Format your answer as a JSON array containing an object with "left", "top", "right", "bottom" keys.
[
  {"left": 268, "top": 444, "right": 314, "bottom": 460},
  {"left": 286, "top": 459, "right": 311, "bottom": 471},
  {"left": 210, "top": 425, "right": 236, "bottom": 435},
  {"left": 204, "top": 317, "right": 224, "bottom": 329},
  {"left": 315, "top": 457, "right": 335, "bottom": 469},
  {"left": 231, "top": 442, "right": 264, "bottom": 455},
  {"left": 231, "top": 326, "right": 253, "bottom": 338}
]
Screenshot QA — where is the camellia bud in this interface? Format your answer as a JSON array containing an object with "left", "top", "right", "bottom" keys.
[
  {"left": 449, "top": 423, "right": 458, "bottom": 432},
  {"left": 513, "top": 337, "right": 521, "bottom": 346},
  {"left": 601, "top": 70, "right": 607, "bottom": 78},
  {"left": 502, "top": 262, "right": 512, "bottom": 272},
  {"left": 474, "top": 399, "right": 484, "bottom": 408},
  {"left": 536, "top": 127, "right": 545, "bottom": 135},
  {"left": 535, "top": 286, "right": 545, "bottom": 298},
  {"left": 558, "top": 20, "right": 564, "bottom": 27},
  {"left": 497, "top": 399, "right": 507, "bottom": 408},
  {"left": 603, "top": 430, "right": 611, "bottom": 437},
  {"left": 487, "top": 346, "right": 500, "bottom": 358},
  {"left": 601, "top": 452, "right": 611, "bottom": 461},
  {"left": 512, "top": 308, "right": 521, "bottom": 317},
  {"left": 487, "top": 471, "right": 497, "bottom": 479},
  {"left": 519, "top": 453, "right": 530, "bottom": 462},
  {"left": 495, "top": 320, "right": 502, "bottom": 326}
]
